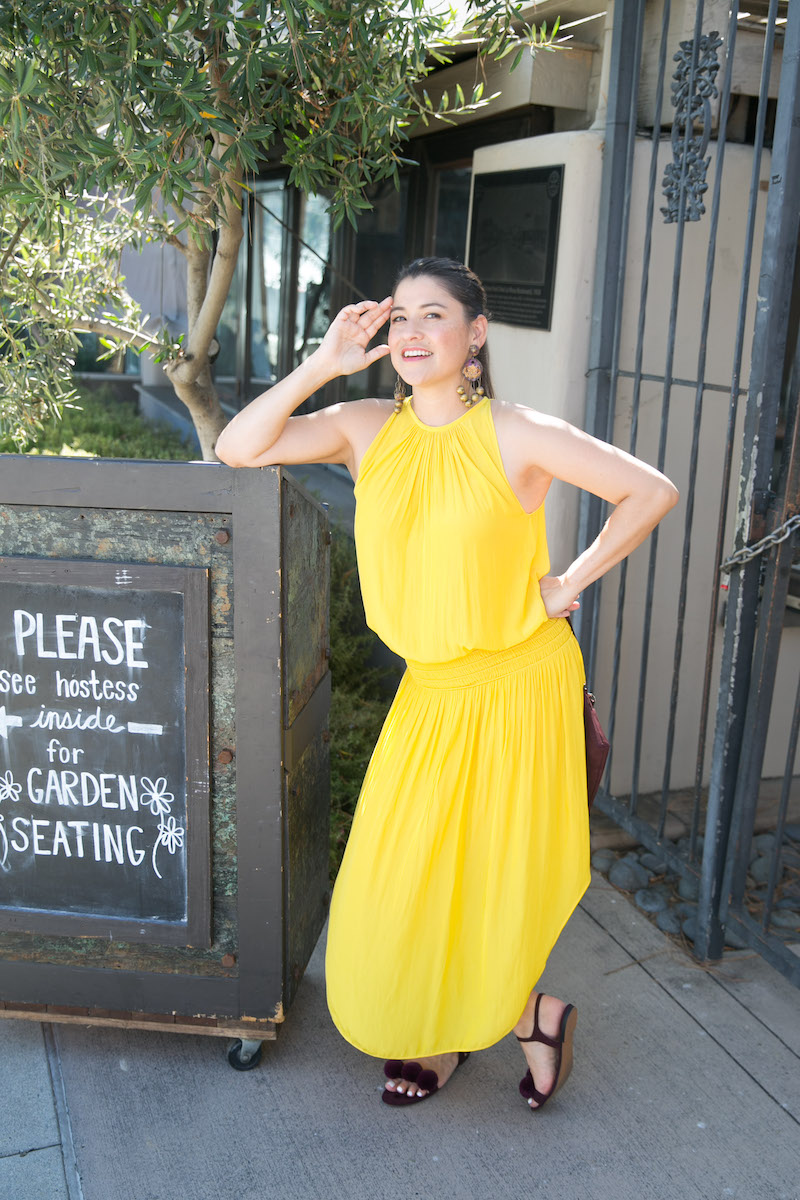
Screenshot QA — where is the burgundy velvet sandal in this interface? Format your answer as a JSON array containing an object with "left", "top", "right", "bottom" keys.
[
  {"left": 516, "top": 994, "right": 577, "bottom": 1112},
  {"left": 381, "top": 1051, "right": 470, "bottom": 1107}
]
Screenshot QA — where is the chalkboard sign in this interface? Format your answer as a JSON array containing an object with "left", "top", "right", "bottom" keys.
[{"left": 0, "top": 559, "right": 210, "bottom": 946}]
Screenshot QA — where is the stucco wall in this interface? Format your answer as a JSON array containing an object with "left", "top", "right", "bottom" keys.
[{"left": 470, "top": 130, "right": 605, "bottom": 573}]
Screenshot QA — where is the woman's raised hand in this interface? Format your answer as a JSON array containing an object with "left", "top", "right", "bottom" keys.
[{"left": 315, "top": 297, "right": 393, "bottom": 377}]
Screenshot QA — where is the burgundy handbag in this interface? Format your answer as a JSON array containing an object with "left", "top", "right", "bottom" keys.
[
  {"left": 567, "top": 619, "right": 610, "bottom": 810},
  {"left": 583, "top": 686, "right": 610, "bottom": 811}
]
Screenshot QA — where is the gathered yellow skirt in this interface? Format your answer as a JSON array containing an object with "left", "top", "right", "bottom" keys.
[{"left": 325, "top": 617, "right": 591, "bottom": 1059}]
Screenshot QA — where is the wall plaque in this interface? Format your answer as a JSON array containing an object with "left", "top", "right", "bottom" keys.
[{"left": 468, "top": 165, "right": 564, "bottom": 330}]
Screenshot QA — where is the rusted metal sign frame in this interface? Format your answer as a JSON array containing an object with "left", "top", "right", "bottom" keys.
[{"left": 0, "top": 457, "right": 328, "bottom": 1024}]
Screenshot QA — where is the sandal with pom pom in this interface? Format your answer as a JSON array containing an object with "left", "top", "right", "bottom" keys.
[{"left": 381, "top": 1051, "right": 470, "bottom": 1107}]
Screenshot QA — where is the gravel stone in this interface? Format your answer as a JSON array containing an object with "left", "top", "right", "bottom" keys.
[
  {"left": 674, "top": 901, "right": 697, "bottom": 919},
  {"left": 723, "top": 926, "right": 749, "bottom": 950},
  {"left": 634, "top": 888, "right": 668, "bottom": 913},
  {"left": 749, "top": 856, "right": 773, "bottom": 885},
  {"left": 609, "top": 859, "right": 651, "bottom": 891},
  {"left": 591, "top": 849, "right": 616, "bottom": 873},
  {"left": 639, "top": 852, "right": 667, "bottom": 873},
  {"left": 682, "top": 917, "right": 697, "bottom": 941},
  {"left": 753, "top": 832, "right": 776, "bottom": 854},
  {"left": 677, "top": 875, "right": 699, "bottom": 902},
  {"left": 656, "top": 909, "right": 683, "bottom": 935},
  {"left": 770, "top": 909, "right": 800, "bottom": 930},
  {"left": 783, "top": 823, "right": 800, "bottom": 841}
]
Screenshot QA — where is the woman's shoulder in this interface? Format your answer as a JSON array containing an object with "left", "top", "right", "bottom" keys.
[
  {"left": 491, "top": 398, "right": 572, "bottom": 435},
  {"left": 337, "top": 396, "right": 394, "bottom": 422},
  {"left": 490, "top": 400, "right": 588, "bottom": 478},
  {"left": 338, "top": 396, "right": 395, "bottom": 438},
  {"left": 335, "top": 397, "right": 396, "bottom": 469}
]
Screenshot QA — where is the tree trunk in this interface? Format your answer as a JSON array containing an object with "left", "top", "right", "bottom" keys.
[
  {"left": 169, "top": 364, "right": 228, "bottom": 461},
  {"left": 164, "top": 172, "right": 243, "bottom": 461}
]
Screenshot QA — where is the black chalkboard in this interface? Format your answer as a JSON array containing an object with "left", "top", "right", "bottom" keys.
[{"left": 0, "top": 559, "right": 210, "bottom": 946}]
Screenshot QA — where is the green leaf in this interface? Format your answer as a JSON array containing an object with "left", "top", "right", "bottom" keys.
[{"left": 171, "top": 6, "right": 196, "bottom": 34}]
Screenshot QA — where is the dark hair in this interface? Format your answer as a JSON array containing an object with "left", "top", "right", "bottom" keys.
[{"left": 393, "top": 257, "right": 495, "bottom": 399}]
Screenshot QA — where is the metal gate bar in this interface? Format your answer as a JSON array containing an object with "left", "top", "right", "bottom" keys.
[
  {"left": 630, "top": 0, "right": 709, "bottom": 813},
  {"left": 658, "top": 0, "right": 740, "bottom": 842},
  {"left": 616, "top": 370, "right": 745, "bottom": 395},
  {"left": 696, "top": 0, "right": 800, "bottom": 964},
  {"left": 589, "top": 0, "right": 672, "bottom": 791},
  {"left": 579, "top": 0, "right": 646, "bottom": 670},
  {"left": 761, "top": 668, "right": 800, "bottom": 931}
]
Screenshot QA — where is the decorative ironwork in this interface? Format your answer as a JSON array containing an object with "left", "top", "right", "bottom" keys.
[{"left": 661, "top": 31, "right": 724, "bottom": 223}]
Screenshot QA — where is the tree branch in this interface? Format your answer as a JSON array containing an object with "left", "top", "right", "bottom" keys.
[
  {"left": 171, "top": 52, "right": 244, "bottom": 382},
  {"left": 166, "top": 234, "right": 189, "bottom": 255},
  {"left": 0, "top": 217, "right": 31, "bottom": 275},
  {"left": 25, "top": 293, "right": 156, "bottom": 352},
  {"left": 75, "top": 317, "right": 155, "bottom": 351}
]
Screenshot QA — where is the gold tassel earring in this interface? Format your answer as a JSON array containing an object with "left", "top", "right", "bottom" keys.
[
  {"left": 393, "top": 375, "right": 406, "bottom": 414},
  {"left": 458, "top": 345, "right": 484, "bottom": 407}
]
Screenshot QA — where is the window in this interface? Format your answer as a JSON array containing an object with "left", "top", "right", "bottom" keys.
[{"left": 215, "top": 179, "right": 332, "bottom": 408}]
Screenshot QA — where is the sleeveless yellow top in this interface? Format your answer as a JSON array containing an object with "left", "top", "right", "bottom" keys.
[{"left": 353, "top": 396, "right": 550, "bottom": 662}]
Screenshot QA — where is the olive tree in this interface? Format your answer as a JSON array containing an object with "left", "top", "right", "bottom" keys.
[{"left": 0, "top": 1, "right": 555, "bottom": 458}]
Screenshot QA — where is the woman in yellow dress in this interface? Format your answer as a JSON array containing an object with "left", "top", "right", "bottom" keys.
[{"left": 216, "top": 258, "right": 678, "bottom": 1110}]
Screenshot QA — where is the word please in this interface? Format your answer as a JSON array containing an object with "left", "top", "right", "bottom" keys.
[{"left": 13, "top": 610, "right": 149, "bottom": 668}]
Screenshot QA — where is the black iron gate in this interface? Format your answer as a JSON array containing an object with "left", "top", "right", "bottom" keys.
[{"left": 579, "top": 0, "right": 800, "bottom": 984}]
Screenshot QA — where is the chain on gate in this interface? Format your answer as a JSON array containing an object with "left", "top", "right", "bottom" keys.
[{"left": 720, "top": 512, "right": 800, "bottom": 573}]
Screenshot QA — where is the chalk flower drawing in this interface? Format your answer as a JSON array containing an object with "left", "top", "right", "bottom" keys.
[
  {"left": 0, "top": 771, "right": 19, "bottom": 868},
  {"left": 152, "top": 815, "right": 185, "bottom": 880},
  {"left": 0, "top": 770, "right": 21, "bottom": 803},
  {"left": 139, "top": 777, "right": 174, "bottom": 817}
]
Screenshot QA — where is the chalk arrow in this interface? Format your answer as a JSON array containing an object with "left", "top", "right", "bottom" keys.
[{"left": 0, "top": 706, "right": 23, "bottom": 739}]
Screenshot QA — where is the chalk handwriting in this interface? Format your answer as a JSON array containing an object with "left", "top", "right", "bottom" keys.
[
  {"left": 55, "top": 670, "right": 140, "bottom": 703},
  {"left": 13, "top": 610, "right": 149, "bottom": 668},
  {"left": 29, "top": 705, "right": 126, "bottom": 733}
]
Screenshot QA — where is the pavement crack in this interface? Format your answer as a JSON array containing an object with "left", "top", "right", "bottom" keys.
[{"left": 0, "top": 1143, "right": 62, "bottom": 1160}]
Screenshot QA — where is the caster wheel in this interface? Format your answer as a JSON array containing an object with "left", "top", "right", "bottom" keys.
[{"left": 227, "top": 1038, "right": 263, "bottom": 1071}]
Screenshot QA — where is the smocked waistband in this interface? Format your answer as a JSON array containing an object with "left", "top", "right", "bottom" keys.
[{"left": 406, "top": 618, "right": 574, "bottom": 688}]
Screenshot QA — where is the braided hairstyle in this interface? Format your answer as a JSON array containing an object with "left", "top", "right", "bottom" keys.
[{"left": 393, "top": 257, "right": 495, "bottom": 399}]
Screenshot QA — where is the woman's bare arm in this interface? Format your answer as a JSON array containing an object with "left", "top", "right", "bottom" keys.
[
  {"left": 497, "top": 406, "right": 679, "bottom": 618},
  {"left": 214, "top": 298, "right": 392, "bottom": 473}
]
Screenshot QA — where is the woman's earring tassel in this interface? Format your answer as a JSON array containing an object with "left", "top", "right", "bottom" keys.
[
  {"left": 393, "top": 375, "right": 406, "bottom": 414},
  {"left": 460, "top": 345, "right": 483, "bottom": 406}
]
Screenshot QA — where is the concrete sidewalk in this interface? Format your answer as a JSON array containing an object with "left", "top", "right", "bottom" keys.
[{"left": 2, "top": 874, "right": 798, "bottom": 1200}]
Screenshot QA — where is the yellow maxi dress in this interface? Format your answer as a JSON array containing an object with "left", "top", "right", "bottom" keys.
[{"left": 325, "top": 395, "right": 591, "bottom": 1059}]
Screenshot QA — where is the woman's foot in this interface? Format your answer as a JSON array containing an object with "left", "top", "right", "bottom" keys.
[
  {"left": 513, "top": 991, "right": 576, "bottom": 1110},
  {"left": 382, "top": 1051, "right": 464, "bottom": 1100}
]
